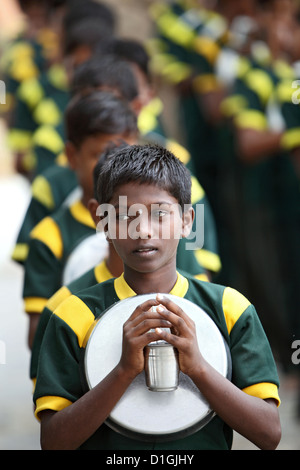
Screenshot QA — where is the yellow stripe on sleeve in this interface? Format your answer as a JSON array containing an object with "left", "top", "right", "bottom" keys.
[
  {"left": 11, "top": 243, "right": 29, "bottom": 262},
  {"left": 222, "top": 286, "right": 251, "bottom": 335},
  {"left": 30, "top": 217, "right": 63, "bottom": 259},
  {"left": 281, "top": 128, "right": 300, "bottom": 151},
  {"left": 24, "top": 297, "right": 49, "bottom": 314},
  {"left": 234, "top": 110, "right": 268, "bottom": 131},
  {"left": 46, "top": 286, "right": 72, "bottom": 313},
  {"left": 53, "top": 295, "right": 95, "bottom": 347},
  {"left": 242, "top": 382, "right": 281, "bottom": 407},
  {"left": 194, "top": 249, "right": 222, "bottom": 273},
  {"left": 35, "top": 396, "right": 73, "bottom": 421},
  {"left": 31, "top": 175, "right": 55, "bottom": 210}
]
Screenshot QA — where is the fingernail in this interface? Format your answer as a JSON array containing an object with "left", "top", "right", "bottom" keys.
[{"left": 156, "top": 293, "right": 164, "bottom": 301}]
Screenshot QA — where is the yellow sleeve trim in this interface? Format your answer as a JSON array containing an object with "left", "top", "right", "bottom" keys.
[
  {"left": 69, "top": 200, "right": 95, "bottom": 229},
  {"left": 35, "top": 396, "right": 72, "bottom": 421},
  {"left": 191, "top": 176, "right": 205, "bottom": 204},
  {"left": 193, "top": 36, "right": 220, "bottom": 64},
  {"left": 11, "top": 243, "right": 29, "bottom": 262},
  {"left": 24, "top": 297, "right": 48, "bottom": 314},
  {"left": 244, "top": 69, "right": 274, "bottom": 105},
  {"left": 222, "top": 286, "right": 251, "bottom": 335},
  {"left": 194, "top": 249, "right": 222, "bottom": 273},
  {"left": 32, "top": 124, "right": 64, "bottom": 154},
  {"left": 193, "top": 74, "right": 221, "bottom": 94},
  {"left": 276, "top": 80, "right": 295, "bottom": 103},
  {"left": 55, "top": 151, "right": 68, "bottom": 166},
  {"left": 234, "top": 110, "right": 268, "bottom": 131},
  {"left": 30, "top": 217, "right": 63, "bottom": 259},
  {"left": 10, "top": 57, "right": 39, "bottom": 82},
  {"left": 160, "top": 60, "right": 192, "bottom": 84},
  {"left": 166, "top": 139, "right": 191, "bottom": 165},
  {"left": 242, "top": 382, "right": 281, "bottom": 407},
  {"left": 31, "top": 175, "right": 55, "bottom": 210},
  {"left": 33, "top": 98, "right": 62, "bottom": 126},
  {"left": 281, "top": 127, "right": 300, "bottom": 151},
  {"left": 220, "top": 95, "right": 248, "bottom": 118},
  {"left": 7, "top": 129, "right": 32, "bottom": 151},
  {"left": 54, "top": 295, "right": 95, "bottom": 347},
  {"left": 17, "top": 77, "right": 44, "bottom": 109},
  {"left": 46, "top": 285, "right": 72, "bottom": 313}
]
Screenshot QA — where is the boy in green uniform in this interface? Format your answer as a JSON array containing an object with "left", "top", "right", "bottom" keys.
[
  {"left": 14, "top": 45, "right": 221, "bottom": 281},
  {"left": 34, "top": 144, "right": 281, "bottom": 450},
  {"left": 9, "top": 1, "right": 116, "bottom": 177},
  {"left": 23, "top": 91, "right": 138, "bottom": 348},
  {"left": 29, "top": 143, "right": 210, "bottom": 387},
  {"left": 12, "top": 55, "right": 140, "bottom": 265}
]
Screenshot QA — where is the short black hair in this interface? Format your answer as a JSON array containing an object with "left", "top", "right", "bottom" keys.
[
  {"left": 100, "top": 38, "right": 150, "bottom": 79},
  {"left": 71, "top": 55, "right": 138, "bottom": 101},
  {"left": 63, "top": 0, "right": 116, "bottom": 32},
  {"left": 96, "top": 144, "right": 192, "bottom": 210},
  {"left": 65, "top": 90, "right": 138, "bottom": 147},
  {"left": 93, "top": 141, "right": 130, "bottom": 199},
  {"left": 63, "top": 17, "right": 113, "bottom": 57}
]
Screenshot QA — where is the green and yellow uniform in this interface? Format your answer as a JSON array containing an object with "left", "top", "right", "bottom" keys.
[
  {"left": 8, "top": 63, "right": 69, "bottom": 172},
  {"left": 33, "top": 271, "right": 280, "bottom": 450},
  {"left": 22, "top": 199, "right": 102, "bottom": 316},
  {"left": 0, "top": 27, "right": 59, "bottom": 115},
  {"left": 148, "top": 0, "right": 228, "bottom": 204},
  {"left": 219, "top": 56, "right": 300, "bottom": 364},
  {"left": 30, "top": 259, "right": 113, "bottom": 386},
  {"left": 12, "top": 162, "right": 78, "bottom": 264}
]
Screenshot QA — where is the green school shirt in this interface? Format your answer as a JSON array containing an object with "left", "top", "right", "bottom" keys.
[
  {"left": 23, "top": 199, "right": 100, "bottom": 315},
  {"left": 12, "top": 163, "right": 78, "bottom": 265},
  {"left": 33, "top": 271, "right": 280, "bottom": 450}
]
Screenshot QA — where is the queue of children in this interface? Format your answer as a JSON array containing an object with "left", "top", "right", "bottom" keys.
[{"left": 1, "top": 0, "right": 299, "bottom": 450}]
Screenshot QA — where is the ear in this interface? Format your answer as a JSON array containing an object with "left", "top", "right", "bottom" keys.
[
  {"left": 65, "top": 140, "right": 77, "bottom": 170},
  {"left": 181, "top": 206, "right": 195, "bottom": 239},
  {"left": 130, "top": 96, "right": 144, "bottom": 116},
  {"left": 87, "top": 198, "right": 99, "bottom": 225},
  {"left": 88, "top": 197, "right": 111, "bottom": 240}
]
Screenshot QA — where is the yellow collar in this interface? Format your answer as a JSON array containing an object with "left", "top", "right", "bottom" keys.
[
  {"left": 94, "top": 260, "right": 113, "bottom": 283},
  {"left": 69, "top": 200, "right": 95, "bottom": 229},
  {"left": 114, "top": 271, "right": 189, "bottom": 300}
]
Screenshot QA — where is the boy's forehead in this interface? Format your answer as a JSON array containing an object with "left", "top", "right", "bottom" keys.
[{"left": 109, "top": 181, "right": 179, "bottom": 205}]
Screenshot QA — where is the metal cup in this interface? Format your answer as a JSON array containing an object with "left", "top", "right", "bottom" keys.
[{"left": 144, "top": 341, "right": 179, "bottom": 392}]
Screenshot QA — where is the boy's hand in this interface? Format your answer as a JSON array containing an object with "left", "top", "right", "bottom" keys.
[
  {"left": 153, "top": 294, "right": 204, "bottom": 378},
  {"left": 119, "top": 298, "right": 173, "bottom": 380}
]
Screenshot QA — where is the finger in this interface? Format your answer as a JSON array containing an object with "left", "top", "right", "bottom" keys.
[
  {"left": 155, "top": 305, "right": 190, "bottom": 336},
  {"left": 126, "top": 298, "right": 159, "bottom": 323},
  {"left": 131, "top": 317, "right": 173, "bottom": 338},
  {"left": 154, "top": 327, "right": 183, "bottom": 348},
  {"left": 156, "top": 294, "right": 191, "bottom": 322},
  {"left": 126, "top": 304, "right": 169, "bottom": 331}
]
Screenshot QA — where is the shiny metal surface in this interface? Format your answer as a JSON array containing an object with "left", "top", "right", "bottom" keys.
[
  {"left": 83, "top": 294, "right": 231, "bottom": 441},
  {"left": 144, "top": 342, "right": 179, "bottom": 392}
]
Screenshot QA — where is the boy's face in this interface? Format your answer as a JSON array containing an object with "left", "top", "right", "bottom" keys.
[
  {"left": 102, "top": 181, "right": 194, "bottom": 274},
  {"left": 66, "top": 133, "right": 137, "bottom": 204}
]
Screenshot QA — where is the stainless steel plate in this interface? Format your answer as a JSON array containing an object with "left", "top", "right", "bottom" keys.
[{"left": 83, "top": 294, "right": 231, "bottom": 442}]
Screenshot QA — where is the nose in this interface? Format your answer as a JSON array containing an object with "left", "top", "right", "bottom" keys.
[
  {"left": 128, "top": 207, "right": 153, "bottom": 240},
  {"left": 138, "top": 212, "right": 152, "bottom": 239}
]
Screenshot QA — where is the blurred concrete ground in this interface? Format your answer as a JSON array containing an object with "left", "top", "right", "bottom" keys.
[{"left": 0, "top": 164, "right": 299, "bottom": 450}]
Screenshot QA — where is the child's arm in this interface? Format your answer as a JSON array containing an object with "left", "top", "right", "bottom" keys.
[
  {"left": 39, "top": 298, "right": 170, "bottom": 450},
  {"left": 154, "top": 295, "right": 281, "bottom": 450}
]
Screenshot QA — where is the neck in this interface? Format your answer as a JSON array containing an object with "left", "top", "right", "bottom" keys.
[
  {"left": 106, "top": 246, "right": 124, "bottom": 278},
  {"left": 123, "top": 260, "right": 178, "bottom": 295}
]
